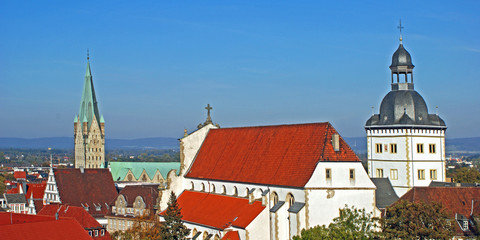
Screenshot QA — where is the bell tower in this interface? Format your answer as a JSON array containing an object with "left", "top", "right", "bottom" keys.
[{"left": 74, "top": 51, "right": 106, "bottom": 168}]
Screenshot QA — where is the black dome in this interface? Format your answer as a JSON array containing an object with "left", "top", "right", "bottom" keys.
[
  {"left": 366, "top": 89, "right": 446, "bottom": 127},
  {"left": 390, "top": 44, "right": 414, "bottom": 68}
]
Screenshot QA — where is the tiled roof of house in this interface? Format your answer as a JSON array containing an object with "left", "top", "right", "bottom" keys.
[
  {"left": 109, "top": 162, "right": 180, "bottom": 182},
  {"left": 13, "top": 171, "right": 26, "bottom": 179},
  {"left": 398, "top": 187, "right": 480, "bottom": 218},
  {"left": 160, "top": 191, "right": 265, "bottom": 230},
  {"left": 38, "top": 204, "right": 101, "bottom": 228},
  {"left": 185, "top": 122, "right": 359, "bottom": 187},
  {"left": 112, "top": 184, "right": 159, "bottom": 209},
  {"left": 222, "top": 231, "right": 240, "bottom": 240},
  {"left": 0, "top": 212, "right": 92, "bottom": 240},
  {"left": 371, "top": 178, "right": 399, "bottom": 209},
  {"left": 26, "top": 182, "right": 46, "bottom": 200},
  {"left": 54, "top": 168, "right": 118, "bottom": 217},
  {"left": 5, "top": 194, "right": 26, "bottom": 204},
  {"left": 6, "top": 187, "right": 18, "bottom": 194}
]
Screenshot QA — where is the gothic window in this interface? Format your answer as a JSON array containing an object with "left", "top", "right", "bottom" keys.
[
  {"left": 201, "top": 183, "right": 205, "bottom": 192},
  {"left": 271, "top": 192, "right": 279, "bottom": 205},
  {"left": 222, "top": 185, "right": 226, "bottom": 195},
  {"left": 233, "top": 186, "right": 238, "bottom": 196},
  {"left": 287, "top": 193, "right": 295, "bottom": 208},
  {"left": 349, "top": 169, "right": 355, "bottom": 180},
  {"left": 190, "top": 182, "right": 194, "bottom": 190},
  {"left": 326, "top": 168, "right": 332, "bottom": 180},
  {"left": 211, "top": 184, "right": 216, "bottom": 193}
]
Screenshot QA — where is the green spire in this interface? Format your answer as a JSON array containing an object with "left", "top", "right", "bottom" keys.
[
  {"left": 74, "top": 115, "right": 77, "bottom": 123},
  {"left": 78, "top": 53, "right": 102, "bottom": 131},
  {"left": 100, "top": 115, "right": 105, "bottom": 123}
]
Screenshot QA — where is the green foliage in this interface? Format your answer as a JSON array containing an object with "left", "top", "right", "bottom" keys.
[
  {"left": 453, "top": 167, "right": 480, "bottom": 183},
  {"left": 382, "top": 200, "right": 454, "bottom": 239},
  {"left": 5, "top": 173, "right": 15, "bottom": 181},
  {"left": 293, "top": 205, "right": 378, "bottom": 240},
  {"left": 0, "top": 174, "right": 5, "bottom": 195},
  {"left": 160, "top": 192, "right": 190, "bottom": 240}
]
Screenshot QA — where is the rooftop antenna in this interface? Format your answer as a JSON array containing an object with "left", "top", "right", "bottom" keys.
[{"left": 397, "top": 19, "right": 404, "bottom": 43}]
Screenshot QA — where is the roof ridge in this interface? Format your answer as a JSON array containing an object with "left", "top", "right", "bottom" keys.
[{"left": 211, "top": 122, "right": 329, "bottom": 131}]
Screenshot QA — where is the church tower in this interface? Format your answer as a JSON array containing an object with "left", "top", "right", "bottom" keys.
[
  {"left": 74, "top": 53, "right": 105, "bottom": 168},
  {"left": 365, "top": 25, "right": 447, "bottom": 197}
]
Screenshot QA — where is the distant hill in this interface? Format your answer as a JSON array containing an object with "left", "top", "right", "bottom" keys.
[
  {"left": 0, "top": 137, "right": 179, "bottom": 150},
  {"left": 344, "top": 137, "right": 480, "bottom": 154},
  {"left": 0, "top": 136, "right": 478, "bottom": 153}
]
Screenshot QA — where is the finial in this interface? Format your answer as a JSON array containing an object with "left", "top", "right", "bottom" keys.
[
  {"left": 184, "top": 129, "right": 188, "bottom": 137},
  {"left": 205, "top": 104, "right": 213, "bottom": 123},
  {"left": 371, "top": 106, "right": 374, "bottom": 116},
  {"left": 87, "top": 48, "right": 90, "bottom": 61},
  {"left": 436, "top": 106, "right": 439, "bottom": 115},
  {"left": 397, "top": 19, "right": 404, "bottom": 43}
]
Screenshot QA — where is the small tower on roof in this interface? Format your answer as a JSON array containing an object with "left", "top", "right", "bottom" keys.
[{"left": 74, "top": 50, "right": 106, "bottom": 169}]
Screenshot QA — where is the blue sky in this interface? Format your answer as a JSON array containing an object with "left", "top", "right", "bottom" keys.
[{"left": 1, "top": 1, "right": 479, "bottom": 139}]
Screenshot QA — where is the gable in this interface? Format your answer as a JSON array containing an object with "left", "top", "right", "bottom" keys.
[{"left": 185, "top": 122, "right": 359, "bottom": 187}]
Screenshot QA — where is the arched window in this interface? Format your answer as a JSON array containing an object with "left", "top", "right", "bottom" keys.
[
  {"left": 201, "top": 183, "right": 205, "bottom": 192},
  {"left": 211, "top": 184, "right": 216, "bottom": 193},
  {"left": 233, "top": 186, "right": 238, "bottom": 196},
  {"left": 246, "top": 188, "right": 249, "bottom": 197},
  {"left": 287, "top": 193, "right": 295, "bottom": 208},
  {"left": 271, "top": 192, "right": 279, "bottom": 205},
  {"left": 222, "top": 185, "right": 226, "bottom": 195},
  {"left": 190, "top": 182, "right": 194, "bottom": 190}
]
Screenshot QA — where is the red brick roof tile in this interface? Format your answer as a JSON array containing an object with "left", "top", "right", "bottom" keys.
[
  {"left": 38, "top": 204, "right": 101, "bottom": 228},
  {"left": 185, "top": 122, "right": 359, "bottom": 187},
  {"left": 13, "top": 171, "right": 26, "bottom": 179},
  {"left": 112, "top": 185, "right": 159, "bottom": 210},
  {"left": 222, "top": 231, "right": 240, "bottom": 240},
  {"left": 0, "top": 212, "right": 92, "bottom": 240},
  {"left": 26, "top": 182, "right": 46, "bottom": 200},
  {"left": 160, "top": 191, "right": 265, "bottom": 230},
  {"left": 54, "top": 169, "right": 118, "bottom": 217}
]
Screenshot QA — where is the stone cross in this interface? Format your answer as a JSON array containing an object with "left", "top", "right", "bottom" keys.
[{"left": 205, "top": 104, "right": 212, "bottom": 118}]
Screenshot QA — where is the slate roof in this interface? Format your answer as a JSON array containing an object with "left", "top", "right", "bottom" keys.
[
  {"left": 110, "top": 184, "right": 159, "bottom": 210},
  {"left": 185, "top": 122, "right": 359, "bottom": 187},
  {"left": 109, "top": 162, "right": 180, "bottom": 181},
  {"left": 371, "top": 178, "right": 399, "bottom": 209},
  {"left": 54, "top": 168, "right": 117, "bottom": 217},
  {"left": 0, "top": 212, "right": 92, "bottom": 240},
  {"left": 160, "top": 191, "right": 265, "bottom": 230},
  {"left": 5, "top": 194, "right": 26, "bottom": 204},
  {"left": 222, "top": 231, "right": 240, "bottom": 240}
]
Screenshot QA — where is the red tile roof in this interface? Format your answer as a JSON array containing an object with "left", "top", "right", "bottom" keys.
[
  {"left": 397, "top": 187, "right": 480, "bottom": 218},
  {"left": 185, "top": 122, "right": 359, "bottom": 187},
  {"left": 38, "top": 204, "right": 101, "bottom": 228},
  {"left": 6, "top": 187, "right": 18, "bottom": 194},
  {"left": 222, "top": 231, "right": 240, "bottom": 240},
  {"left": 26, "top": 182, "right": 46, "bottom": 200},
  {"left": 160, "top": 191, "right": 265, "bottom": 230},
  {"left": 54, "top": 168, "right": 118, "bottom": 217},
  {"left": 0, "top": 212, "right": 92, "bottom": 240},
  {"left": 13, "top": 171, "right": 26, "bottom": 179}
]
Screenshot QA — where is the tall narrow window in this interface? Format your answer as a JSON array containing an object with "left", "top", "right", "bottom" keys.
[
  {"left": 287, "top": 193, "right": 295, "bottom": 208},
  {"left": 430, "top": 169, "right": 437, "bottom": 180},
  {"left": 349, "top": 169, "right": 355, "bottom": 180},
  {"left": 326, "top": 168, "right": 332, "bottom": 180},
  {"left": 233, "top": 186, "right": 238, "bottom": 196},
  {"left": 376, "top": 168, "right": 384, "bottom": 178},
  {"left": 390, "top": 169, "right": 398, "bottom": 180},
  {"left": 390, "top": 144, "right": 397, "bottom": 153},
  {"left": 375, "top": 144, "right": 383, "bottom": 153},
  {"left": 429, "top": 144, "right": 436, "bottom": 154},
  {"left": 418, "top": 169, "right": 425, "bottom": 180},
  {"left": 417, "top": 144, "right": 424, "bottom": 153}
]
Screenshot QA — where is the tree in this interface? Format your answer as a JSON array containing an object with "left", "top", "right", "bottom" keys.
[
  {"left": 382, "top": 200, "right": 454, "bottom": 239},
  {"left": 160, "top": 192, "right": 190, "bottom": 240},
  {"left": 111, "top": 212, "right": 162, "bottom": 240},
  {"left": 0, "top": 174, "right": 5, "bottom": 195},
  {"left": 453, "top": 167, "right": 480, "bottom": 183},
  {"left": 293, "top": 205, "right": 379, "bottom": 240}
]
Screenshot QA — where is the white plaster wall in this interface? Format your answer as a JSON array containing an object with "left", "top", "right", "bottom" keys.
[
  {"left": 304, "top": 162, "right": 376, "bottom": 189},
  {"left": 367, "top": 128, "right": 446, "bottom": 197},
  {"left": 180, "top": 124, "right": 217, "bottom": 176},
  {"left": 245, "top": 207, "right": 270, "bottom": 240}
]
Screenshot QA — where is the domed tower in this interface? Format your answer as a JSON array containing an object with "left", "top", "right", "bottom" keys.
[{"left": 365, "top": 28, "right": 447, "bottom": 197}]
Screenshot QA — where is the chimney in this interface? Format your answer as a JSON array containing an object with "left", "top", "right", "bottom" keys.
[
  {"left": 332, "top": 133, "right": 340, "bottom": 152},
  {"left": 80, "top": 166, "right": 85, "bottom": 174}
]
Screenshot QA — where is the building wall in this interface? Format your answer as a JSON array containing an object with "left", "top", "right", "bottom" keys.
[
  {"left": 367, "top": 128, "right": 446, "bottom": 196},
  {"left": 245, "top": 207, "right": 270, "bottom": 240},
  {"left": 74, "top": 116, "right": 105, "bottom": 169}
]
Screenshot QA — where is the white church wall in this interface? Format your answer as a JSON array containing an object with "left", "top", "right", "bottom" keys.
[
  {"left": 180, "top": 124, "right": 217, "bottom": 176},
  {"left": 245, "top": 207, "right": 270, "bottom": 240}
]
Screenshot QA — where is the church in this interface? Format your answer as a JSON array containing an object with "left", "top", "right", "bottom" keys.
[
  {"left": 365, "top": 28, "right": 447, "bottom": 197},
  {"left": 74, "top": 53, "right": 106, "bottom": 169},
  {"left": 160, "top": 108, "right": 379, "bottom": 240}
]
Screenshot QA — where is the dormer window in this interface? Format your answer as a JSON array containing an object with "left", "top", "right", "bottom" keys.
[
  {"left": 95, "top": 204, "right": 101, "bottom": 211},
  {"left": 463, "top": 220, "right": 469, "bottom": 231}
]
